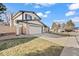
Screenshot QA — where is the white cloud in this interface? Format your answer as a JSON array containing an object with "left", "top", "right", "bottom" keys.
[
  {"left": 69, "top": 3, "right": 79, "bottom": 10},
  {"left": 24, "top": 3, "right": 56, "bottom": 8},
  {"left": 43, "top": 14, "right": 47, "bottom": 18},
  {"left": 37, "top": 10, "right": 51, "bottom": 18},
  {"left": 65, "top": 11, "right": 76, "bottom": 16},
  {"left": 66, "top": 3, "right": 79, "bottom": 17},
  {"left": 33, "top": 3, "right": 56, "bottom": 8},
  {"left": 34, "top": 5, "right": 40, "bottom": 8},
  {"left": 34, "top": 3, "right": 56, "bottom": 7},
  {"left": 37, "top": 12, "right": 47, "bottom": 18},
  {"left": 37, "top": 12, "right": 43, "bottom": 17},
  {"left": 45, "top": 11, "right": 51, "bottom": 14},
  {"left": 71, "top": 17, "right": 79, "bottom": 23}
]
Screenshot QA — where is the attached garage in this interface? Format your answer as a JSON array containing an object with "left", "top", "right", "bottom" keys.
[{"left": 29, "top": 24, "right": 43, "bottom": 34}]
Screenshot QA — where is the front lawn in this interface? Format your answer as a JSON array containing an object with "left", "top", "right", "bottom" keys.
[
  {"left": 0, "top": 37, "right": 64, "bottom": 56},
  {"left": 0, "top": 37, "right": 37, "bottom": 51}
]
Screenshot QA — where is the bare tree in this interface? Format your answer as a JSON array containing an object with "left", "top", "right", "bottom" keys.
[
  {"left": 51, "top": 22, "right": 60, "bottom": 32},
  {"left": 64, "top": 20, "right": 75, "bottom": 32}
]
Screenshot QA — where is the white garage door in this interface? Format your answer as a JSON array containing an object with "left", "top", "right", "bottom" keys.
[{"left": 29, "top": 25, "right": 42, "bottom": 34}]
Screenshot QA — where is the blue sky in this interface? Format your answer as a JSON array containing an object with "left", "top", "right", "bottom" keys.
[{"left": 4, "top": 3, "right": 79, "bottom": 27}]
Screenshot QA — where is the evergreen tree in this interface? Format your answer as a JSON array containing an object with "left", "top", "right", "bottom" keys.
[
  {"left": 0, "top": 3, "right": 7, "bottom": 21},
  {"left": 0, "top": 3, "right": 6, "bottom": 13}
]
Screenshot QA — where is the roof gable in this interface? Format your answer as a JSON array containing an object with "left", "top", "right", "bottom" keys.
[{"left": 12, "top": 10, "right": 41, "bottom": 20}]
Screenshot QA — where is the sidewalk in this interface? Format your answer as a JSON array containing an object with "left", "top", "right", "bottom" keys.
[
  {"left": 60, "top": 47, "right": 79, "bottom": 56},
  {"left": 60, "top": 36, "right": 79, "bottom": 56}
]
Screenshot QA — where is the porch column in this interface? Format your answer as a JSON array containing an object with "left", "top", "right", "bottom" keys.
[
  {"left": 16, "top": 24, "right": 20, "bottom": 35},
  {"left": 26, "top": 24, "right": 29, "bottom": 35}
]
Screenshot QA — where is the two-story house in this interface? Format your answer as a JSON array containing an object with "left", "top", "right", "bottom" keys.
[{"left": 10, "top": 11, "right": 49, "bottom": 35}]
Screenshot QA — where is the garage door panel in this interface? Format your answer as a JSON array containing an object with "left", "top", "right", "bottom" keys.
[{"left": 29, "top": 25, "right": 42, "bottom": 34}]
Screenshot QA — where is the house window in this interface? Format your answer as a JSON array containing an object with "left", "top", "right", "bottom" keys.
[
  {"left": 34, "top": 17, "right": 37, "bottom": 20},
  {"left": 25, "top": 14, "right": 32, "bottom": 21},
  {"left": 34, "top": 17, "right": 39, "bottom": 20}
]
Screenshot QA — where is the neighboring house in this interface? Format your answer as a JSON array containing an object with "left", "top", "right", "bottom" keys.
[
  {"left": 10, "top": 11, "right": 49, "bottom": 35},
  {"left": 74, "top": 27, "right": 79, "bottom": 32},
  {"left": 51, "top": 22, "right": 65, "bottom": 33},
  {"left": 59, "top": 23, "right": 65, "bottom": 32}
]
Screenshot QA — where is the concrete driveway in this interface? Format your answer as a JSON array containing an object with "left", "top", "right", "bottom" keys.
[
  {"left": 36, "top": 33, "right": 62, "bottom": 38},
  {"left": 42, "top": 37, "right": 79, "bottom": 48}
]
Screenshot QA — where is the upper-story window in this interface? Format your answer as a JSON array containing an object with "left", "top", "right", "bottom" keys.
[{"left": 25, "top": 14, "right": 32, "bottom": 21}]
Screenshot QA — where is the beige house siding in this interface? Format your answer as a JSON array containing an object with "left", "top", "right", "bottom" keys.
[
  {"left": 14, "top": 15, "right": 22, "bottom": 20},
  {"left": 12, "top": 11, "right": 43, "bottom": 35},
  {"left": 12, "top": 12, "right": 22, "bottom": 20}
]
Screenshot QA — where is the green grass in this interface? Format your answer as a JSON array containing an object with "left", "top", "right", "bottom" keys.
[
  {"left": 0, "top": 38, "right": 64, "bottom": 56},
  {"left": 0, "top": 37, "right": 37, "bottom": 51}
]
